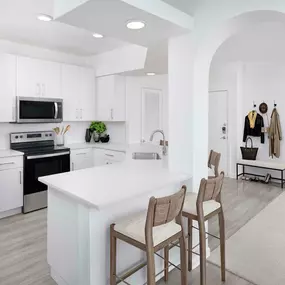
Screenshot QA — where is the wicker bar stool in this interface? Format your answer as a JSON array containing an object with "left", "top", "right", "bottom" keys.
[
  {"left": 110, "top": 187, "right": 188, "bottom": 285},
  {"left": 208, "top": 150, "right": 221, "bottom": 178},
  {"left": 164, "top": 173, "right": 225, "bottom": 285}
]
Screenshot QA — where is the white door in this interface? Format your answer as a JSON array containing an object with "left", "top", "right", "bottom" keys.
[
  {"left": 208, "top": 91, "right": 228, "bottom": 175},
  {"left": 80, "top": 67, "right": 96, "bottom": 121},
  {"left": 0, "top": 168, "right": 23, "bottom": 212},
  {"left": 62, "top": 64, "right": 80, "bottom": 121},
  {"left": 141, "top": 88, "right": 163, "bottom": 142},
  {"left": 0, "top": 54, "right": 16, "bottom": 122}
]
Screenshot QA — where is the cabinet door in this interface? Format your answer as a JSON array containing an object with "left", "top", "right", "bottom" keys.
[
  {"left": 80, "top": 67, "right": 96, "bottom": 121},
  {"left": 41, "top": 60, "right": 61, "bottom": 98},
  {"left": 0, "top": 54, "right": 16, "bottom": 122},
  {"left": 0, "top": 168, "right": 23, "bottom": 213},
  {"left": 17, "top": 56, "right": 42, "bottom": 98},
  {"left": 112, "top": 76, "right": 126, "bottom": 121},
  {"left": 62, "top": 64, "right": 80, "bottom": 121},
  {"left": 71, "top": 149, "right": 93, "bottom": 171},
  {"left": 93, "top": 149, "right": 106, "bottom": 166},
  {"left": 96, "top": 76, "right": 113, "bottom": 121}
]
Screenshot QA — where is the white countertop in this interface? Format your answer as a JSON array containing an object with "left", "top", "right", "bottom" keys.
[
  {"left": 67, "top": 142, "right": 127, "bottom": 152},
  {"left": 39, "top": 159, "right": 190, "bottom": 210},
  {"left": 0, "top": 149, "right": 24, "bottom": 158}
]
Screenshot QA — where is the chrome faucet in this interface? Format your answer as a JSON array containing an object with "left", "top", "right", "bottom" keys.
[{"left": 149, "top": 129, "right": 167, "bottom": 156}]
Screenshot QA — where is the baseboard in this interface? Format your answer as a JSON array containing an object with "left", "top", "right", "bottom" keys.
[
  {"left": 0, "top": 207, "right": 22, "bottom": 219},
  {"left": 50, "top": 268, "right": 68, "bottom": 285}
]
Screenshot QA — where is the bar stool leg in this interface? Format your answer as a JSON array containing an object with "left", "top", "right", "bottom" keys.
[
  {"left": 164, "top": 245, "right": 169, "bottom": 282},
  {"left": 110, "top": 225, "right": 117, "bottom": 285},
  {"left": 179, "top": 233, "right": 188, "bottom": 285},
  {"left": 188, "top": 218, "right": 193, "bottom": 272},
  {"left": 198, "top": 218, "right": 206, "bottom": 285},
  {"left": 146, "top": 245, "right": 156, "bottom": 285},
  {"left": 219, "top": 209, "right": 226, "bottom": 281}
]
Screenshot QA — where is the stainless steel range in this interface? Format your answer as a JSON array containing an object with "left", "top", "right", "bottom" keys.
[{"left": 10, "top": 131, "right": 70, "bottom": 213}]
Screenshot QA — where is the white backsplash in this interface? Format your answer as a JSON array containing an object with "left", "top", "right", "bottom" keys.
[{"left": 0, "top": 121, "right": 126, "bottom": 149}]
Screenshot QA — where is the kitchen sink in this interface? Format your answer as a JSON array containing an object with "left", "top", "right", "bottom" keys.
[{"left": 132, "top": 152, "right": 161, "bottom": 160}]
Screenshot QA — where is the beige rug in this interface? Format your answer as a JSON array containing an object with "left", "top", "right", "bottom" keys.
[{"left": 209, "top": 192, "right": 285, "bottom": 285}]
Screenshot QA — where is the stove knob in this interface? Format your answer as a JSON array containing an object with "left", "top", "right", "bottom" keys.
[
  {"left": 45, "top": 134, "right": 48, "bottom": 137},
  {"left": 50, "top": 134, "right": 52, "bottom": 137},
  {"left": 15, "top": 136, "right": 18, "bottom": 139},
  {"left": 20, "top": 136, "right": 23, "bottom": 138}
]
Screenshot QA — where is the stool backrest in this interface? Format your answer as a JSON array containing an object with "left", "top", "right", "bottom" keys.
[
  {"left": 197, "top": 172, "right": 225, "bottom": 205},
  {"left": 208, "top": 150, "right": 221, "bottom": 177},
  {"left": 145, "top": 186, "right": 187, "bottom": 229}
]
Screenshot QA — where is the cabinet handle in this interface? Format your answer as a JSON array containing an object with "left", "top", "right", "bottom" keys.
[
  {"left": 42, "top": 84, "right": 45, "bottom": 97},
  {"left": 72, "top": 162, "right": 74, "bottom": 171},
  {"left": 105, "top": 154, "right": 114, "bottom": 157},
  {"left": 36, "top": 83, "right": 40, "bottom": 96},
  {"left": 19, "top": 170, "right": 22, "bottom": 185},
  {"left": 76, "top": 153, "right": 87, "bottom": 156},
  {"left": 0, "top": 162, "right": 15, "bottom": 166},
  {"left": 110, "top": 108, "right": 114, "bottom": 120},
  {"left": 81, "top": 109, "right": 83, "bottom": 119}
]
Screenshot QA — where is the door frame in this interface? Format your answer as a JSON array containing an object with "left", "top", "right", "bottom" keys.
[
  {"left": 208, "top": 89, "right": 229, "bottom": 176},
  {"left": 141, "top": 88, "right": 163, "bottom": 141}
]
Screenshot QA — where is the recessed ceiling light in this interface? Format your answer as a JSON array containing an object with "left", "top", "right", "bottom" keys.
[
  {"left": 93, "top": 33, "right": 104, "bottom": 39},
  {"left": 146, "top": 72, "right": 156, "bottom": 76},
  {"left": 37, "top": 14, "right": 53, "bottom": 22},
  {"left": 127, "top": 21, "right": 145, "bottom": 30}
]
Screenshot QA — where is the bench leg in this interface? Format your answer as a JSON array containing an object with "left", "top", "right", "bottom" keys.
[
  {"left": 282, "top": 171, "right": 284, "bottom": 189},
  {"left": 236, "top": 164, "right": 239, "bottom": 180}
]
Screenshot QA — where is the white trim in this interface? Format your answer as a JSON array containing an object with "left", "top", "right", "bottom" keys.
[{"left": 0, "top": 207, "right": 22, "bottom": 219}]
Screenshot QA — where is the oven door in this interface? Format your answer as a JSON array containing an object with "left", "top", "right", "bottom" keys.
[
  {"left": 23, "top": 152, "right": 70, "bottom": 213},
  {"left": 17, "top": 96, "right": 63, "bottom": 123}
]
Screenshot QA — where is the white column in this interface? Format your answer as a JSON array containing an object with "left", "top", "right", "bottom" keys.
[
  {"left": 168, "top": 34, "right": 194, "bottom": 177},
  {"left": 168, "top": 34, "right": 209, "bottom": 191}
]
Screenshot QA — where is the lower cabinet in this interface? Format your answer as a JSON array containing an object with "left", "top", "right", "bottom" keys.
[
  {"left": 93, "top": 149, "right": 126, "bottom": 166},
  {"left": 70, "top": 148, "right": 94, "bottom": 171},
  {"left": 70, "top": 147, "right": 126, "bottom": 171},
  {"left": 0, "top": 157, "right": 23, "bottom": 214}
]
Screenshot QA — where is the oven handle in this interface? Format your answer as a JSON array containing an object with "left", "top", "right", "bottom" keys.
[
  {"left": 54, "top": 102, "right": 58, "bottom": 119},
  {"left": 27, "top": 151, "right": 70, "bottom": 160}
]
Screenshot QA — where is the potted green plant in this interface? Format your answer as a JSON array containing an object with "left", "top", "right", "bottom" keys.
[{"left": 89, "top": 121, "right": 107, "bottom": 143}]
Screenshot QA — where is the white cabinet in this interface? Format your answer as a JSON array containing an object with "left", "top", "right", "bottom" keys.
[
  {"left": 62, "top": 64, "right": 95, "bottom": 121},
  {"left": 0, "top": 156, "right": 23, "bottom": 214},
  {"left": 70, "top": 148, "right": 94, "bottom": 171},
  {"left": 0, "top": 54, "right": 16, "bottom": 122},
  {"left": 93, "top": 149, "right": 125, "bottom": 166},
  {"left": 17, "top": 56, "right": 61, "bottom": 98},
  {"left": 96, "top": 75, "right": 126, "bottom": 121}
]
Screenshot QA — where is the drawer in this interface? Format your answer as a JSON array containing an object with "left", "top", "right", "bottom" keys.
[
  {"left": 71, "top": 148, "right": 93, "bottom": 157},
  {"left": 0, "top": 156, "right": 23, "bottom": 171},
  {"left": 103, "top": 150, "right": 125, "bottom": 162}
]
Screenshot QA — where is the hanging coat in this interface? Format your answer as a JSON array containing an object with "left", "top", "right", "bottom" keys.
[
  {"left": 243, "top": 112, "right": 265, "bottom": 143},
  {"left": 269, "top": 108, "right": 282, "bottom": 158}
]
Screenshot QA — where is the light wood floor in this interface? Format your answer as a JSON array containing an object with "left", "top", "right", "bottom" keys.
[{"left": 0, "top": 178, "right": 282, "bottom": 285}]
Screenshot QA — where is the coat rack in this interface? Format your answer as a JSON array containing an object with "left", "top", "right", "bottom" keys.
[
  {"left": 253, "top": 101, "right": 256, "bottom": 108},
  {"left": 274, "top": 100, "right": 277, "bottom": 107}
]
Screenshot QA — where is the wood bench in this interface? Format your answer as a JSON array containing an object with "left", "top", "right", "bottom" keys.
[{"left": 236, "top": 159, "right": 285, "bottom": 188}]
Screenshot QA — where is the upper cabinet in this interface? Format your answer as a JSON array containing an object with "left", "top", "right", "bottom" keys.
[
  {"left": 62, "top": 64, "right": 95, "bottom": 122},
  {"left": 17, "top": 56, "right": 61, "bottom": 98},
  {"left": 96, "top": 75, "right": 126, "bottom": 121},
  {"left": 0, "top": 54, "right": 16, "bottom": 122}
]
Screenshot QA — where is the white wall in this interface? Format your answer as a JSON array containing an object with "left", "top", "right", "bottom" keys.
[{"left": 126, "top": 74, "right": 168, "bottom": 143}]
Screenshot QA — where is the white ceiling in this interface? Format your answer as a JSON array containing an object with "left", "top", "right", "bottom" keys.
[
  {"left": 0, "top": 0, "right": 128, "bottom": 56},
  {"left": 56, "top": 0, "right": 190, "bottom": 48},
  {"left": 161, "top": 0, "right": 200, "bottom": 16},
  {"left": 213, "top": 22, "right": 285, "bottom": 64}
]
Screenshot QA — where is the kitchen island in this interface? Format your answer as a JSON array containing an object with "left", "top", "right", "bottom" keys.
[{"left": 39, "top": 154, "right": 191, "bottom": 285}]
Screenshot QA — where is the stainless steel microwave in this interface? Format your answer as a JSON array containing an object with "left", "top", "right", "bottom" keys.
[{"left": 16, "top": 97, "right": 63, "bottom": 123}]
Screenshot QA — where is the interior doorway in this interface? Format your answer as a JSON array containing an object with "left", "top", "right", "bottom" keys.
[{"left": 208, "top": 90, "right": 229, "bottom": 176}]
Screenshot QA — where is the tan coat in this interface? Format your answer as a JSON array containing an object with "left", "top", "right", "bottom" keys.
[{"left": 269, "top": 108, "right": 282, "bottom": 158}]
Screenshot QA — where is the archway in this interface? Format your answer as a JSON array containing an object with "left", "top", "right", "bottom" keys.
[{"left": 192, "top": 9, "right": 285, "bottom": 187}]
